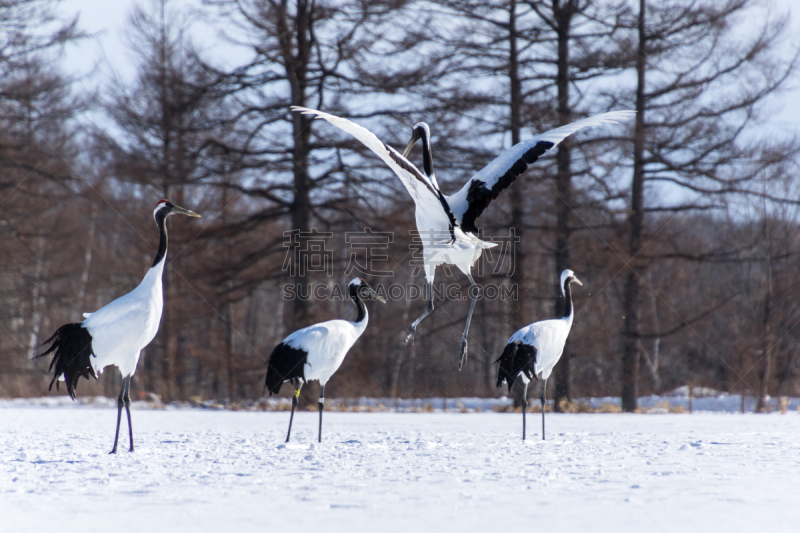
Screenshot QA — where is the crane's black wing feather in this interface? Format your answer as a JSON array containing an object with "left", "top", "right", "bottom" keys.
[
  {"left": 38, "top": 323, "right": 97, "bottom": 400},
  {"left": 447, "top": 111, "right": 635, "bottom": 234},
  {"left": 265, "top": 343, "right": 308, "bottom": 395},
  {"left": 459, "top": 142, "right": 553, "bottom": 234},
  {"left": 495, "top": 340, "right": 537, "bottom": 391}
]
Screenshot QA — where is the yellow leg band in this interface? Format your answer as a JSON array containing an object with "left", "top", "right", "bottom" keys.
[{"left": 293, "top": 389, "right": 301, "bottom": 399}]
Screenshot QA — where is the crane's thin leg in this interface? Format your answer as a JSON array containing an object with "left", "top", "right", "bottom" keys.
[
  {"left": 123, "top": 376, "right": 134, "bottom": 452},
  {"left": 405, "top": 282, "right": 435, "bottom": 346},
  {"left": 109, "top": 380, "right": 125, "bottom": 454},
  {"left": 522, "top": 381, "right": 528, "bottom": 441},
  {"left": 459, "top": 273, "right": 479, "bottom": 370},
  {"left": 541, "top": 378, "right": 547, "bottom": 441},
  {"left": 286, "top": 384, "right": 302, "bottom": 443},
  {"left": 318, "top": 385, "right": 325, "bottom": 443}
]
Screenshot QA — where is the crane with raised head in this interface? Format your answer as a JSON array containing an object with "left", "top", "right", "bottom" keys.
[{"left": 39, "top": 199, "right": 200, "bottom": 453}]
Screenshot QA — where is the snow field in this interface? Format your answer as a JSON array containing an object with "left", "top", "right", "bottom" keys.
[
  {"left": 3, "top": 387, "right": 795, "bottom": 413},
  {"left": 1, "top": 407, "right": 799, "bottom": 533}
]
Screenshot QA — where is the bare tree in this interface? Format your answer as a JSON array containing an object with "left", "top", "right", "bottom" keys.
[
  {"left": 4, "top": 0, "right": 800, "bottom": 404},
  {"left": 201, "top": 0, "right": 434, "bottom": 334},
  {"left": 524, "top": 0, "right": 630, "bottom": 408},
  {"left": 0, "top": 0, "right": 88, "bottom": 396},
  {"left": 615, "top": 0, "right": 798, "bottom": 411},
  {"left": 94, "top": 0, "right": 233, "bottom": 400}
]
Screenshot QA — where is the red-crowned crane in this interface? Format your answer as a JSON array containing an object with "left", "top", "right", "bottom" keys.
[
  {"left": 292, "top": 106, "right": 631, "bottom": 369},
  {"left": 38, "top": 200, "right": 200, "bottom": 453},
  {"left": 265, "top": 278, "right": 385, "bottom": 443},
  {"left": 497, "top": 269, "right": 582, "bottom": 440}
]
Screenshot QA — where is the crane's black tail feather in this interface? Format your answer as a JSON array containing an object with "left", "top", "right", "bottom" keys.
[
  {"left": 495, "top": 341, "right": 536, "bottom": 391},
  {"left": 38, "top": 323, "right": 96, "bottom": 400},
  {"left": 265, "top": 343, "right": 307, "bottom": 395}
]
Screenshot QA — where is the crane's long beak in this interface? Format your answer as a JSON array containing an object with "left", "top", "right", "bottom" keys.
[
  {"left": 364, "top": 287, "right": 387, "bottom": 303},
  {"left": 173, "top": 205, "right": 201, "bottom": 218},
  {"left": 573, "top": 276, "right": 583, "bottom": 286},
  {"left": 402, "top": 130, "right": 421, "bottom": 158}
]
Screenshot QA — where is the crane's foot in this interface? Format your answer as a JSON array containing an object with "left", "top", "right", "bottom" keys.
[
  {"left": 109, "top": 447, "right": 117, "bottom": 455},
  {"left": 458, "top": 339, "right": 468, "bottom": 370},
  {"left": 404, "top": 325, "right": 416, "bottom": 346}
]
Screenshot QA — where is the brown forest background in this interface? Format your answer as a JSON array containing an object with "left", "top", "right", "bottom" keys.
[{"left": 1, "top": 0, "right": 800, "bottom": 412}]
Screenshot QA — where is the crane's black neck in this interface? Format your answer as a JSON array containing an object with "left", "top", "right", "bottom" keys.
[
  {"left": 152, "top": 210, "right": 169, "bottom": 268},
  {"left": 349, "top": 284, "right": 367, "bottom": 323},
  {"left": 420, "top": 129, "right": 434, "bottom": 178},
  {"left": 561, "top": 278, "right": 574, "bottom": 320}
]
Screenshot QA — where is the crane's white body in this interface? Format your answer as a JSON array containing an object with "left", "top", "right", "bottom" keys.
[
  {"left": 283, "top": 311, "right": 369, "bottom": 386},
  {"left": 508, "top": 314, "right": 573, "bottom": 382},
  {"left": 420, "top": 227, "right": 495, "bottom": 280},
  {"left": 81, "top": 257, "right": 165, "bottom": 378}
]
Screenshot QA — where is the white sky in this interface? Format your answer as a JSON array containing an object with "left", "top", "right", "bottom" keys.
[
  {"left": 61, "top": 0, "right": 800, "bottom": 138},
  {"left": 63, "top": 0, "right": 241, "bottom": 91}
]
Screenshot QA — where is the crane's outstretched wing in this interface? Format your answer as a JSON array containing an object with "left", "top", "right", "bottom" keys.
[
  {"left": 446, "top": 110, "right": 635, "bottom": 234},
  {"left": 291, "top": 107, "right": 455, "bottom": 233}
]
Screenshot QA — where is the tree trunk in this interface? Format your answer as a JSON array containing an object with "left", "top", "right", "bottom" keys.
[
  {"left": 756, "top": 216, "right": 773, "bottom": 412},
  {"left": 225, "top": 286, "right": 236, "bottom": 400},
  {"left": 286, "top": 0, "right": 313, "bottom": 331},
  {"left": 27, "top": 240, "right": 45, "bottom": 362},
  {"left": 508, "top": 0, "right": 526, "bottom": 330},
  {"left": 508, "top": 0, "right": 527, "bottom": 331},
  {"left": 621, "top": 0, "right": 647, "bottom": 412},
  {"left": 77, "top": 203, "right": 97, "bottom": 309},
  {"left": 553, "top": 0, "right": 574, "bottom": 410},
  {"left": 159, "top": 2, "right": 175, "bottom": 402}
]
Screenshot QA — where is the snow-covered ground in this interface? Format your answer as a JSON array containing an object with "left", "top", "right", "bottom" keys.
[
  {"left": 3, "top": 386, "right": 796, "bottom": 413},
  {"left": 2, "top": 406, "right": 799, "bottom": 533}
]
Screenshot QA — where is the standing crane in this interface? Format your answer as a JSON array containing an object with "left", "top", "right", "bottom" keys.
[
  {"left": 265, "top": 278, "right": 385, "bottom": 443},
  {"left": 292, "top": 106, "right": 632, "bottom": 368},
  {"left": 38, "top": 200, "right": 200, "bottom": 453},
  {"left": 496, "top": 269, "right": 582, "bottom": 440}
]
